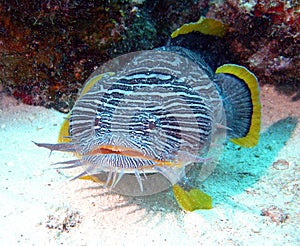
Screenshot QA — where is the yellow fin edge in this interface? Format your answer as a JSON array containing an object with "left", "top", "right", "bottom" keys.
[
  {"left": 58, "top": 114, "right": 71, "bottom": 143},
  {"left": 216, "top": 64, "right": 261, "bottom": 147},
  {"left": 80, "top": 73, "right": 112, "bottom": 98},
  {"left": 171, "top": 16, "right": 228, "bottom": 39},
  {"left": 173, "top": 184, "right": 212, "bottom": 211}
]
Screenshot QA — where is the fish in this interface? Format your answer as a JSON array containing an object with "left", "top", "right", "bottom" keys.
[{"left": 34, "top": 17, "right": 261, "bottom": 211}]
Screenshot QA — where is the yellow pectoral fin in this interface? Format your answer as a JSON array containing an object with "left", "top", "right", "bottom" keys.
[{"left": 173, "top": 184, "right": 212, "bottom": 211}]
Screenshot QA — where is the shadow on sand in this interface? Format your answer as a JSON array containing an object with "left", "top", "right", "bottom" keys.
[{"left": 202, "top": 116, "right": 298, "bottom": 205}]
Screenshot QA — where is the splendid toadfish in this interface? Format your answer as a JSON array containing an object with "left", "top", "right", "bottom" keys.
[{"left": 35, "top": 17, "right": 261, "bottom": 211}]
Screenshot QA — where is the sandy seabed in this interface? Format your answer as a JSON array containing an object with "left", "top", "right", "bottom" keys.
[{"left": 0, "top": 84, "right": 299, "bottom": 245}]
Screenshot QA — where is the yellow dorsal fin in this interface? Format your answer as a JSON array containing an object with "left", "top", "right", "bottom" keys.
[
  {"left": 171, "top": 16, "right": 228, "bottom": 39},
  {"left": 216, "top": 64, "right": 261, "bottom": 147}
]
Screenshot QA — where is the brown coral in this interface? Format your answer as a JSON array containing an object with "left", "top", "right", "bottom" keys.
[
  {"left": 0, "top": 1, "right": 135, "bottom": 112},
  {"left": 206, "top": 0, "right": 300, "bottom": 97}
]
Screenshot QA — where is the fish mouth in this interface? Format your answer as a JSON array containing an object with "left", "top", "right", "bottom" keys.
[
  {"left": 84, "top": 144, "right": 176, "bottom": 171},
  {"left": 76, "top": 144, "right": 177, "bottom": 195},
  {"left": 87, "top": 145, "right": 151, "bottom": 161}
]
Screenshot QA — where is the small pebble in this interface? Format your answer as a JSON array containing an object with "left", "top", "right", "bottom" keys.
[
  {"left": 261, "top": 205, "right": 288, "bottom": 224},
  {"left": 272, "top": 159, "right": 290, "bottom": 170},
  {"left": 45, "top": 207, "right": 81, "bottom": 232}
]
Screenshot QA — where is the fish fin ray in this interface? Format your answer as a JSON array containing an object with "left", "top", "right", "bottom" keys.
[{"left": 215, "top": 64, "right": 261, "bottom": 147}]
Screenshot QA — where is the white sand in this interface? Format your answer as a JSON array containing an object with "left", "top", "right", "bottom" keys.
[{"left": 0, "top": 84, "right": 299, "bottom": 245}]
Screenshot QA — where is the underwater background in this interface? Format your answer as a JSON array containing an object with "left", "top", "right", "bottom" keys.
[{"left": 0, "top": 0, "right": 299, "bottom": 245}]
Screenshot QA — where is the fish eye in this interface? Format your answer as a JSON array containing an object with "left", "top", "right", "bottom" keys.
[
  {"left": 94, "top": 117, "right": 101, "bottom": 127},
  {"left": 148, "top": 120, "right": 156, "bottom": 130},
  {"left": 129, "top": 111, "right": 160, "bottom": 136}
]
